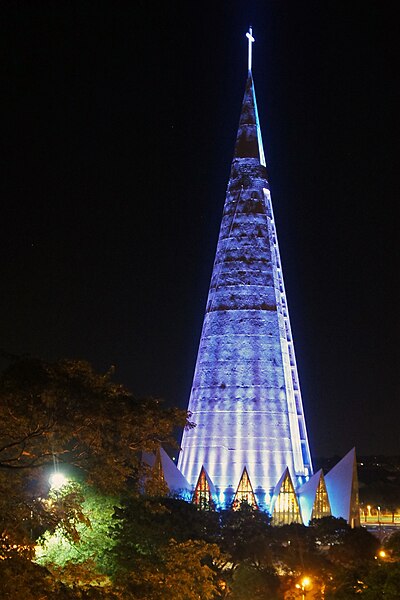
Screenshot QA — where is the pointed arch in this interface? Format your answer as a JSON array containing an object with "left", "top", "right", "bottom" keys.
[
  {"left": 192, "top": 466, "right": 216, "bottom": 510},
  {"left": 232, "top": 467, "right": 258, "bottom": 510},
  {"left": 311, "top": 472, "right": 331, "bottom": 520},
  {"left": 271, "top": 468, "right": 302, "bottom": 525}
]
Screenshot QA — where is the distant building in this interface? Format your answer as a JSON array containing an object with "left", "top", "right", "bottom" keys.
[{"left": 174, "top": 29, "right": 359, "bottom": 526}]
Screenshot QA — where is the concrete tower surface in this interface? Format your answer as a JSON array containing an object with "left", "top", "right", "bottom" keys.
[{"left": 178, "top": 29, "right": 312, "bottom": 509}]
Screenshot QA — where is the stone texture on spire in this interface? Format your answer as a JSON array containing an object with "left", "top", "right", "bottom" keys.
[
  {"left": 234, "top": 73, "right": 266, "bottom": 165},
  {"left": 178, "top": 59, "right": 312, "bottom": 510}
]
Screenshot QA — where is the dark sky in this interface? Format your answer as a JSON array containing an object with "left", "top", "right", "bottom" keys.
[{"left": 1, "top": 1, "right": 398, "bottom": 458}]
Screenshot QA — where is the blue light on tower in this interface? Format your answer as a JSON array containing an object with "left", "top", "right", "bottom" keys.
[{"left": 177, "top": 28, "right": 312, "bottom": 509}]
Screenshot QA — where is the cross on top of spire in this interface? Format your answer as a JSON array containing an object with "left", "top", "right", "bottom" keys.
[{"left": 246, "top": 26, "right": 255, "bottom": 71}]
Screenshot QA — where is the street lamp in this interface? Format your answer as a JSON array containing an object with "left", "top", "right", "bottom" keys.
[
  {"left": 49, "top": 471, "right": 68, "bottom": 491},
  {"left": 296, "top": 576, "right": 312, "bottom": 599},
  {"left": 377, "top": 505, "right": 381, "bottom": 526}
]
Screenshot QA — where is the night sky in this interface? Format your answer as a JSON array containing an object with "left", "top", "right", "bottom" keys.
[{"left": 1, "top": 2, "right": 398, "bottom": 458}]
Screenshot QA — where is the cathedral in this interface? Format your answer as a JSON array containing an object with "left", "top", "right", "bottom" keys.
[{"left": 151, "top": 29, "right": 359, "bottom": 527}]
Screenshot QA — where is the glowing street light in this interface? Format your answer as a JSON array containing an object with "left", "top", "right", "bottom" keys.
[
  {"left": 49, "top": 472, "right": 68, "bottom": 491},
  {"left": 295, "top": 576, "right": 312, "bottom": 600},
  {"left": 366, "top": 504, "right": 371, "bottom": 521}
]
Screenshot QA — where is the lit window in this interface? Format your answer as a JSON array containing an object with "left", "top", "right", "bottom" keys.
[
  {"left": 272, "top": 470, "right": 302, "bottom": 525},
  {"left": 232, "top": 467, "right": 258, "bottom": 510},
  {"left": 192, "top": 467, "right": 215, "bottom": 510},
  {"left": 311, "top": 474, "right": 331, "bottom": 520}
]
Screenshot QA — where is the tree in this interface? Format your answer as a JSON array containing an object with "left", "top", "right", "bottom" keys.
[
  {"left": 309, "top": 516, "right": 350, "bottom": 547},
  {"left": 109, "top": 495, "right": 228, "bottom": 598},
  {"left": 328, "top": 526, "right": 380, "bottom": 567},
  {"left": 0, "top": 474, "right": 89, "bottom": 561},
  {"left": 110, "top": 496, "right": 220, "bottom": 567},
  {"left": 0, "top": 556, "right": 79, "bottom": 600},
  {"left": 116, "top": 539, "right": 223, "bottom": 600},
  {"left": 323, "top": 566, "right": 365, "bottom": 599},
  {"left": 0, "top": 357, "right": 189, "bottom": 486},
  {"left": 219, "top": 503, "right": 273, "bottom": 567},
  {"left": 229, "top": 563, "right": 280, "bottom": 600},
  {"left": 36, "top": 483, "right": 118, "bottom": 580},
  {"left": 0, "top": 356, "right": 190, "bottom": 554},
  {"left": 360, "top": 563, "right": 400, "bottom": 600},
  {"left": 385, "top": 530, "right": 400, "bottom": 559}
]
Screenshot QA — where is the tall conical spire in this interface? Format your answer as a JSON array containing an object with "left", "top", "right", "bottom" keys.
[{"left": 178, "top": 29, "right": 312, "bottom": 509}]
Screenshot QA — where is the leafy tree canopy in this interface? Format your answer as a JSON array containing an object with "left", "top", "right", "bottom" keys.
[
  {"left": 36, "top": 483, "right": 118, "bottom": 578},
  {"left": 115, "top": 539, "right": 223, "bottom": 600},
  {"left": 0, "top": 356, "right": 190, "bottom": 554}
]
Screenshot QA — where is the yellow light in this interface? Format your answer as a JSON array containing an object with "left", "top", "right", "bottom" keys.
[
  {"left": 301, "top": 576, "right": 311, "bottom": 588},
  {"left": 379, "top": 550, "right": 386, "bottom": 558}
]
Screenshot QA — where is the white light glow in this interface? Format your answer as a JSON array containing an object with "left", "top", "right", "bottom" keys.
[
  {"left": 49, "top": 472, "right": 67, "bottom": 490},
  {"left": 246, "top": 27, "right": 255, "bottom": 71}
]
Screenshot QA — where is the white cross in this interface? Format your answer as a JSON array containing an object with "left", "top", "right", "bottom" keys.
[{"left": 246, "top": 27, "right": 255, "bottom": 71}]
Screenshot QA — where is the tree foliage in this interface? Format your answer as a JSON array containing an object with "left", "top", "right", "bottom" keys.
[
  {"left": 36, "top": 484, "right": 118, "bottom": 579},
  {"left": 0, "top": 356, "right": 190, "bottom": 574},
  {"left": 0, "top": 357, "right": 189, "bottom": 490},
  {"left": 385, "top": 530, "right": 400, "bottom": 559},
  {"left": 115, "top": 539, "right": 223, "bottom": 600},
  {"left": 219, "top": 503, "right": 272, "bottom": 567},
  {"left": 229, "top": 563, "right": 280, "bottom": 600}
]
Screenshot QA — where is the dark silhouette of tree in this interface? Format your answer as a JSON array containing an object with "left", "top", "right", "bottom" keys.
[
  {"left": 229, "top": 563, "right": 280, "bottom": 600},
  {"left": 385, "top": 531, "right": 400, "bottom": 559},
  {"left": 219, "top": 503, "right": 272, "bottom": 567}
]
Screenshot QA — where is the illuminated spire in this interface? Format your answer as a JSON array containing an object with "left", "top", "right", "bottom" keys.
[{"left": 178, "top": 28, "right": 312, "bottom": 510}]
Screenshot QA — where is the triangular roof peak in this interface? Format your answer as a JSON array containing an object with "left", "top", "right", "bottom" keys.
[
  {"left": 141, "top": 447, "right": 191, "bottom": 499},
  {"left": 325, "top": 448, "right": 360, "bottom": 527}
]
